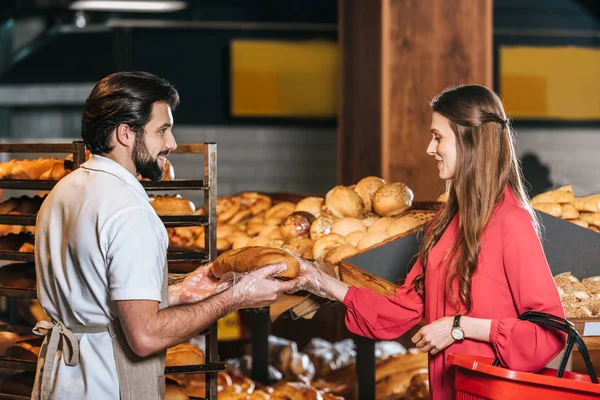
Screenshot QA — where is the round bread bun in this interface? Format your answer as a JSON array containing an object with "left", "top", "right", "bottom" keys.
[
  {"left": 372, "top": 183, "right": 414, "bottom": 217},
  {"left": 344, "top": 230, "right": 367, "bottom": 247},
  {"left": 217, "top": 196, "right": 241, "bottom": 223},
  {"left": 357, "top": 231, "right": 391, "bottom": 250},
  {"left": 355, "top": 176, "right": 386, "bottom": 212},
  {"left": 228, "top": 209, "right": 253, "bottom": 225},
  {"left": 280, "top": 211, "right": 316, "bottom": 240},
  {"left": 232, "top": 234, "right": 251, "bottom": 249},
  {"left": 226, "top": 231, "right": 249, "bottom": 245},
  {"left": 312, "top": 233, "right": 347, "bottom": 260},
  {"left": 295, "top": 197, "right": 324, "bottom": 218},
  {"left": 216, "top": 224, "right": 239, "bottom": 240},
  {"left": 265, "top": 202, "right": 296, "bottom": 220},
  {"left": 163, "top": 159, "right": 175, "bottom": 181},
  {"left": 247, "top": 235, "right": 271, "bottom": 247},
  {"left": 166, "top": 343, "right": 205, "bottom": 367},
  {"left": 386, "top": 211, "right": 434, "bottom": 237},
  {"left": 212, "top": 246, "right": 301, "bottom": 279},
  {"left": 368, "top": 217, "right": 395, "bottom": 233},
  {"left": 283, "top": 237, "right": 314, "bottom": 259},
  {"left": 309, "top": 213, "right": 338, "bottom": 241},
  {"left": 150, "top": 195, "right": 195, "bottom": 216},
  {"left": 325, "top": 186, "right": 365, "bottom": 218},
  {"left": 246, "top": 221, "right": 266, "bottom": 237},
  {"left": 239, "top": 192, "right": 272, "bottom": 216},
  {"left": 361, "top": 211, "right": 380, "bottom": 228},
  {"left": 217, "top": 238, "right": 232, "bottom": 251},
  {"left": 258, "top": 224, "right": 279, "bottom": 238},
  {"left": 331, "top": 217, "right": 366, "bottom": 237},
  {"left": 324, "top": 244, "right": 358, "bottom": 263},
  {"left": 165, "top": 382, "right": 188, "bottom": 400}
]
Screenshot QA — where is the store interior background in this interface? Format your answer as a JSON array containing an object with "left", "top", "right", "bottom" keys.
[{"left": 0, "top": 0, "right": 598, "bottom": 204}]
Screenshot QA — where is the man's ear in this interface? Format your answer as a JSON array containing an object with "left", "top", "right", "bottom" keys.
[{"left": 114, "top": 124, "right": 135, "bottom": 148}]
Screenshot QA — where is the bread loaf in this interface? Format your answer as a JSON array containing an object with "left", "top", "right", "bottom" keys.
[
  {"left": 165, "top": 380, "right": 189, "bottom": 400},
  {"left": 579, "top": 212, "right": 600, "bottom": 228},
  {"left": 166, "top": 343, "right": 205, "bottom": 367},
  {"left": 354, "top": 176, "right": 386, "bottom": 212},
  {"left": 325, "top": 186, "right": 365, "bottom": 218},
  {"left": 211, "top": 246, "right": 300, "bottom": 279},
  {"left": 561, "top": 203, "right": 580, "bottom": 219},
  {"left": 573, "top": 194, "right": 600, "bottom": 213},
  {"left": 533, "top": 202, "right": 562, "bottom": 217},
  {"left": 150, "top": 194, "right": 195, "bottom": 216},
  {"left": 217, "top": 196, "right": 242, "bottom": 222}
]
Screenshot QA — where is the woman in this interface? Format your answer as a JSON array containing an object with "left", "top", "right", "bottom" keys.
[{"left": 298, "top": 85, "right": 566, "bottom": 399}]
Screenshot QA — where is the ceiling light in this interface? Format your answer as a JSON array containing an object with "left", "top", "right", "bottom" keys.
[{"left": 69, "top": 1, "right": 187, "bottom": 13}]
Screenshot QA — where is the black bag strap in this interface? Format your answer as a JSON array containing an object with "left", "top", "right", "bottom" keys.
[{"left": 491, "top": 311, "right": 598, "bottom": 384}]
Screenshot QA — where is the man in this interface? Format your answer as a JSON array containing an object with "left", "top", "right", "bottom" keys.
[{"left": 33, "top": 71, "right": 296, "bottom": 399}]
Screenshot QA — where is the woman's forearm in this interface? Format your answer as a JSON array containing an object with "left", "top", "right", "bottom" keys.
[
  {"left": 461, "top": 316, "right": 492, "bottom": 342},
  {"left": 322, "top": 274, "right": 350, "bottom": 302}
]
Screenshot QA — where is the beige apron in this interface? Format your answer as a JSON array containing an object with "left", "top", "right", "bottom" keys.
[{"left": 31, "top": 262, "right": 169, "bottom": 400}]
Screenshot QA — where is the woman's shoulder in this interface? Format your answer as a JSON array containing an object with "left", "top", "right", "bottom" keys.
[{"left": 490, "top": 188, "right": 534, "bottom": 226}]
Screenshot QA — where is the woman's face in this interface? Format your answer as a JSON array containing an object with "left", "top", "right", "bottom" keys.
[{"left": 427, "top": 112, "right": 457, "bottom": 180}]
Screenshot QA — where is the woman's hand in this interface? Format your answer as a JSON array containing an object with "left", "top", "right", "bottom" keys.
[{"left": 411, "top": 316, "right": 455, "bottom": 355}]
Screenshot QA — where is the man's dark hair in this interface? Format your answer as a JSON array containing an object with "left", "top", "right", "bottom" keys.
[{"left": 82, "top": 71, "right": 180, "bottom": 155}]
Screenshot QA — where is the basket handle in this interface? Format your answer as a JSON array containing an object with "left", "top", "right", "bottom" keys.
[{"left": 491, "top": 311, "right": 598, "bottom": 384}]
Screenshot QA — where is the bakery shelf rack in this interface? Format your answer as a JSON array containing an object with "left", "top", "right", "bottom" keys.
[{"left": 0, "top": 141, "right": 222, "bottom": 400}]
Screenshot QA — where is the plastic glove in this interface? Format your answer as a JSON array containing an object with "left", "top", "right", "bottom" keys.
[
  {"left": 168, "top": 263, "right": 231, "bottom": 305},
  {"left": 291, "top": 259, "right": 336, "bottom": 300},
  {"left": 229, "top": 263, "right": 299, "bottom": 310}
]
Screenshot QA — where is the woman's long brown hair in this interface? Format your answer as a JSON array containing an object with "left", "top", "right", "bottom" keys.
[{"left": 413, "top": 85, "right": 539, "bottom": 312}]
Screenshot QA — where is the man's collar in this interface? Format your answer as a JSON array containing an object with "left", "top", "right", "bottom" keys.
[{"left": 81, "top": 154, "right": 150, "bottom": 202}]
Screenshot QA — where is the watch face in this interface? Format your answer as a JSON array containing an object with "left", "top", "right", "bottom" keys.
[{"left": 452, "top": 327, "right": 464, "bottom": 340}]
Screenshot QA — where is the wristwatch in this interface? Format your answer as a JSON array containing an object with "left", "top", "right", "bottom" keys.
[{"left": 451, "top": 315, "right": 465, "bottom": 341}]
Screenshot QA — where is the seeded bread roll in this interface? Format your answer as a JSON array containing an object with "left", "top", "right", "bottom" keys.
[
  {"left": 211, "top": 246, "right": 300, "bottom": 279},
  {"left": 354, "top": 176, "right": 386, "bottom": 212},
  {"left": 280, "top": 211, "right": 315, "bottom": 240},
  {"left": 372, "top": 183, "right": 414, "bottom": 217}
]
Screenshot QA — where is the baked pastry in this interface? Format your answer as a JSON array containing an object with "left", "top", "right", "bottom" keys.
[
  {"left": 228, "top": 209, "right": 253, "bottom": 225},
  {"left": 166, "top": 343, "right": 205, "bottom": 366},
  {"left": 357, "top": 231, "right": 391, "bottom": 250},
  {"left": 554, "top": 272, "right": 586, "bottom": 295},
  {"left": 579, "top": 212, "right": 600, "bottom": 228},
  {"left": 533, "top": 202, "right": 562, "bottom": 218},
  {"left": 325, "top": 186, "right": 365, "bottom": 218},
  {"left": 403, "top": 371, "right": 430, "bottom": 400},
  {"left": 165, "top": 380, "right": 188, "bottom": 400},
  {"left": 150, "top": 195, "right": 195, "bottom": 216},
  {"left": 568, "top": 219, "right": 589, "bottom": 228},
  {"left": 372, "top": 183, "right": 414, "bottom": 217},
  {"left": 324, "top": 244, "right": 358, "bottom": 263},
  {"left": 238, "top": 192, "right": 273, "bottom": 216},
  {"left": 531, "top": 185, "right": 574, "bottom": 205},
  {"left": 217, "top": 196, "right": 242, "bottom": 223},
  {"left": 283, "top": 237, "right": 314, "bottom": 259},
  {"left": 582, "top": 276, "right": 600, "bottom": 295},
  {"left": 573, "top": 194, "right": 600, "bottom": 213},
  {"left": 295, "top": 197, "right": 324, "bottom": 218},
  {"left": 367, "top": 217, "right": 395, "bottom": 233},
  {"left": 312, "top": 233, "right": 347, "bottom": 260},
  {"left": 264, "top": 202, "right": 296, "bottom": 221},
  {"left": 331, "top": 217, "right": 366, "bottom": 237},
  {"left": 9, "top": 158, "right": 58, "bottom": 180},
  {"left": 344, "top": 230, "right": 367, "bottom": 247},
  {"left": 561, "top": 203, "right": 580, "bottom": 219},
  {"left": 375, "top": 351, "right": 428, "bottom": 382},
  {"left": 211, "top": 246, "right": 300, "bottom": 279},
  {"left": 309, "top": 213, "right": 338, "bottom": 241},
  {"left": 355, "top": 176, "right": 386, "bottom": 212},
  {"left": 280, "top": 212, "right": 316, "bottom": 240}
]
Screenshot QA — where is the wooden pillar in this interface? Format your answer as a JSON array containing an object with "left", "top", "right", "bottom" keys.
[{"left": 338, "top": 0, "right": 493, "bottom": 201}]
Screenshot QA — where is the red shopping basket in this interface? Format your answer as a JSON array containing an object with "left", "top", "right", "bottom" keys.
[{"left": 449, "top": 311, "right": 600, "bottom": 400}]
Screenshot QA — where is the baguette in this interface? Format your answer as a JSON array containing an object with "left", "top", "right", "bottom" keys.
[
  {"left": 561, "top": 203, "right": 580, "bottom": 220},
  {"left": 211, "top": 246, "right": 300, "bottom": 279},
  {"left": 579, "top": 212, "right": 600, "bottom": 228}
]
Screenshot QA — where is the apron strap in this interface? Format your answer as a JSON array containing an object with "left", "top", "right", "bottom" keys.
[{"left": 32, "top": 320, "right": 109, "bottom": 400}]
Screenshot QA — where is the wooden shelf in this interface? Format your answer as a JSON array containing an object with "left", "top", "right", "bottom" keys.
[{"left": 0, "top": 287, "right": 36, "bottom": 298}]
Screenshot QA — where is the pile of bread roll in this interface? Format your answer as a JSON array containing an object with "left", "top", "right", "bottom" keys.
[
  {"left": 167, "top": 177, "right": 435, "bottom": 263},
  {"left": 164, "top": 342, "right": 343, "bottom": 400},
  {"left": 532, "top": 185, "right": 600, "bottom": 233},
  {"left": 554, "top": 272, "right": 600, "bottom": 318}
]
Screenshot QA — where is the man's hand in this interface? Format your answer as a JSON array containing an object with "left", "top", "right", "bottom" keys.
[
  {"left": 168, "top": 264, "right": 227, "bottom": 306},
  {"left": 230, "top": 263, "right": 299, "bottom": 310},
  {"left": 411, "top": 316, "right": 455, "bottom": 355}
]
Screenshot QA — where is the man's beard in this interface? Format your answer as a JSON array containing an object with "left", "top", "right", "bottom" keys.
[{"left": 133, "top": 134, "right": 165, "bottom": 182}]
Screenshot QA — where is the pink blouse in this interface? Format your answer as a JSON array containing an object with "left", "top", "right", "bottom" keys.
[{"left": 342, "top": 188, "right": 566, "bottom": 400}]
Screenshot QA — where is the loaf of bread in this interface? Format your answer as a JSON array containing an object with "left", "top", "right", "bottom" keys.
[
  {"left": 9, "top": 158, "right": 58, "bottom": 180},
  {"left": 150, "top": 195, "right": 195, "bottom": 216},
  {"left": 573, "top": 195, "right": 600, "bottom": 213},
  {"left": 165, "top": 379, "right": 188, "bottom": 400},
  {"left": 166, "top": 343, "right": 205, "bottom": 367},
  {"left": 561, "top": 203, "right": 580, "bottom": 220},
  {"left": 533, "top": 202, "right": 562, "bottom": 218},
  {"left": 211, "top": 246, "right": 301, "bottom": 279}
]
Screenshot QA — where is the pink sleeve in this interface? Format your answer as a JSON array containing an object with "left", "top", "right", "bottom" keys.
[
  {"left": 490, "top": 208, "right": 566, "bottom": 372},
  {"left": 342, "top": 259, "right": 425, "bottom": 340}
]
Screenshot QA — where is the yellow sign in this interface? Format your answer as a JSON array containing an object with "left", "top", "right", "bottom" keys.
[
  {"left": 500, "top": 46, "right": 600, "bottom": 120},
  {"left": 217, "top": 311, "right": 242, "bottom": 341},
  {"left": 231, "top": 39, "right": 338, "bottom": 117}
]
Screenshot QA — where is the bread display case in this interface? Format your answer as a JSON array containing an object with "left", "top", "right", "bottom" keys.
[{"left": 0, "top": 141, "right": 223, "bottom": 400}]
